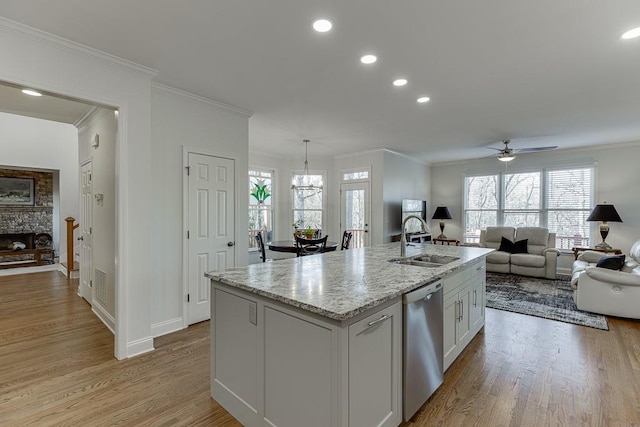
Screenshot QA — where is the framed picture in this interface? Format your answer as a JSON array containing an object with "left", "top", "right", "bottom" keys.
[{"left": 0, "top": 177, "right": 35, "bottom": 206}]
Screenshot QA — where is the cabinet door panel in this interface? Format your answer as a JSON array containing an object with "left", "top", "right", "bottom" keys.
[
  {"left": 213, "top": 289, "right": 258, "bottom": 412},
  {"left": 471, "top": 277, "right": 485, "bottom": 331},
  {"left": 458, "top": 285, "right": 472, "bottom": 346},
  {"left": 349, "top": 302, "right": 401, "bottom": 427},
  {"left": 443, "top": 292, "right": 459, "bottom": 370},
  {"left": 264, "top": 307, "right": 333, "bottom": 427}
]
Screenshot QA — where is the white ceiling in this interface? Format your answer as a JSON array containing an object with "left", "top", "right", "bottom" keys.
[
  {"left": 0, "top": 83, "right": 94, "bottom": 125},
  {"left": 2, "top": 1, "right": 640, "bottom": 163}
]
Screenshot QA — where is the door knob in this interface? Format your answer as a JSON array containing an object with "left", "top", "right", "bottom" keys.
[
  {"left": 77, "top": 236, "right": 84, "bottom": 241},
  {"left": 227, "top": 241, "right": 235, "bottom": 247}
]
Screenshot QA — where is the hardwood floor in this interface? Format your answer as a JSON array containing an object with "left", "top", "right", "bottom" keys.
[
  {"left": 1, "top": 271, "right": 639, "bottom": 426},
  {"left": 0, "top": 271, "right": 239, "bottom": 426}
]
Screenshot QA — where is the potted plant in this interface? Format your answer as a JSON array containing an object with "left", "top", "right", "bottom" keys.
[
  {"left": 301, "top": 226, "right": 316, "bottom": 239},
  {"left": 292, "top": 220, "right": 316, "bottom": 239}
]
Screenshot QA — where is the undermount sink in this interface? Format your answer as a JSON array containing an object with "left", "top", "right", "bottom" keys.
[{"left": 389, "top": 254, "right": 459, "bottom": 268}]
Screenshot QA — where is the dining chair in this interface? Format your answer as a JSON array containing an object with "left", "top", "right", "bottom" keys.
[
  {"left": 255, "top": 233, "right": 268, "bottom": 262},
  {"left": 255, "top": 233, "right": 287, "bottom": 262},
  {"left": 295, "top": 235, "right": 328, "bottom": 257},
  {"left": 341, "top": 231, "right": 353, "bottom": 250}
]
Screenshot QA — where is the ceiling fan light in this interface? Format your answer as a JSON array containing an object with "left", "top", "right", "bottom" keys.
[{"left": 498, "top": 154, "right": 515, "bottom": 162}]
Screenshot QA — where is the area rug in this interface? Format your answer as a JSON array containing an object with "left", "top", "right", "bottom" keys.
[{"left": 485, "top": 273, "right": 609, "bottom": 330}]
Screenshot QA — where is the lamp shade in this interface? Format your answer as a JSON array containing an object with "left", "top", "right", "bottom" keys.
[
  {"left": 586, "top": 204, "right": 623, "bottom": 222},
  {"left": 432, "top": 206, "right": 452, "bottom": 220}
]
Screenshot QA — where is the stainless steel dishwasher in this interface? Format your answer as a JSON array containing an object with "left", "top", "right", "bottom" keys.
[{"left": 403, "top": 280, "right": 444, "bottom": 421}]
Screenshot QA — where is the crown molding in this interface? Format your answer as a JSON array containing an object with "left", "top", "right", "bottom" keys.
[
  {"left": 74, "top": 106, "right": 104, "bottom": 129},
  {"left": 0, "top": 16, "right": 157, "bottom": 77},
  {"left": 151, "top": 82, "right": 253, "bottom": 117}
]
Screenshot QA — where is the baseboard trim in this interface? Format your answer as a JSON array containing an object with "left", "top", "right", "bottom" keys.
[
  {"left": 151, "top": 317, "right": 184, "bottom": 338},
  {"left": 92, "top": 301, "right": 115, "bottom": 334},
  {"left": 126, "top": 336, "right": 155, "bottom": 358}
]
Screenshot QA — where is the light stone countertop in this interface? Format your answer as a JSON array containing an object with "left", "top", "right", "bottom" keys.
[{"left": 206, "top": 242, "right": 493, "bottom": 321}]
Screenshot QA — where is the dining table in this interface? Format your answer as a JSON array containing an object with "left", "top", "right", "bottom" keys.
[{"left": 267, "top": 240, "right": 339, "bottom": 253}]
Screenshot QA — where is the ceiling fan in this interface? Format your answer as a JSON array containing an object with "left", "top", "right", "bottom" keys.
[{"left": 488, "top": 140, "right": 558, "bottom": 162}]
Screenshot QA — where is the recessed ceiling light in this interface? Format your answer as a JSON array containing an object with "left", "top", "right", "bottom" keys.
[
  {"left": 393, "top": 79, "right": 408, "bottom": 87},
  {"left": 360, "top": 54, "right": 377, "bottom": 65},
  {"left": 22, "top": 89, "right": 42, "bottom": 97},
  {"left": 621, "top": 26, "right": 640, "bottom": 39},
  {"left": 417, "top": 96, "right": 430, "bottom": 103},
  {"left": 312, "top": 19, "right": 332, "bottom": 33}
]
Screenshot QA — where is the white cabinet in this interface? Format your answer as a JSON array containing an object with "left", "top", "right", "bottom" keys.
[
  {"left": 211, "top": 288, "right": 258, "bottom": 418},
  {"left": 211, "top": 281, "right": 402, "bottom": 427},
  {"left": 470, "top": 274, "right": 485, "bottom": 332},
  {"left": 443, "top": 282, "right": 471, "bottom": 369},
  {"left": 264, "top": 307, "right": 334, "bottom": 427},
  {"left": 348, "top": 302, "right": 402, "bottom": 427},
  {"left": 443, "top": 259, "right": 486, "bottom": 371}
]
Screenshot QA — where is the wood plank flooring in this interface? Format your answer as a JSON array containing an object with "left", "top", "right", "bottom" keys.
[{"left": 1, "top": 271, "right": 639, "bottom": 426}]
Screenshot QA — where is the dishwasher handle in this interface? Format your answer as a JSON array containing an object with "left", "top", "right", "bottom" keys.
[{"left": 403, "top": 281, "right": 442, "bottom": 304}]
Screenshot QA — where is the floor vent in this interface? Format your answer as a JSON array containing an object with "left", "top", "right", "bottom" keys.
[{"left": 95, "top": 268, "right": 107, "bottom": 305}]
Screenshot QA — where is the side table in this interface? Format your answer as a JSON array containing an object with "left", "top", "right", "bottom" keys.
[{"left": 572, "top": 246, "right": 622, "bottom": 260}]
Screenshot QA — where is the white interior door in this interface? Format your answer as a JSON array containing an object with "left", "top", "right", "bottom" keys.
[
  {"left": 340, "top": 182, "right": 370, "bottom": 248},
  {"left": 187, "top": 153, "right": 235, "bottom": 324},
  {"left": 79, "top": 161, "right": 92, "bottom": 302}
]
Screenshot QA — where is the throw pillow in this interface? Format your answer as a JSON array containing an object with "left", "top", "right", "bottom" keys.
[
  {"left": 596, "top": 255, "right": 626, "bottom": 270},
  {"left": 511, "top": 239, "right": 528, "bottom": 254},
  {"left": 498, "top": 237, "right": 529, "bottom": 254},
  {"left": 498, "top": 237, "right": 514, "bottom": 253}
]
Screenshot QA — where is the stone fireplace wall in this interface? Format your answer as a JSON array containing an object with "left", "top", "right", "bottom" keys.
[{"left": 0, "top": 169, "right": 54, "bottom": 236}]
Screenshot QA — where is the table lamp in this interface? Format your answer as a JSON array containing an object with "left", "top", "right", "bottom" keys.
[
  {"left": 432, "top": 206, "right": 453, "bottom": 240},
  {"left": 586, "top": 203, "right": 622, "bottom": 250}
]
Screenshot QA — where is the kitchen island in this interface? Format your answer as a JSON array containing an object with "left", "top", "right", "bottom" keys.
[{"left": 206, "top": 243, "right": 492, "bottom": 427}]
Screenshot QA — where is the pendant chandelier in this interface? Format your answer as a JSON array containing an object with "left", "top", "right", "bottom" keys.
[{"left": 291, "top": 139, "right": 323, "bottom": 190}]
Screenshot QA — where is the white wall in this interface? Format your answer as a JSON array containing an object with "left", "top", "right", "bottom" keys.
[
  {"left": 431, "top": 141, "right": 640, "bottom": 272},
  {"left": 78, "top": 108, "right": 117, "bottom": 327},
  {"left": 0, "top": 112, "right": 77, "bottom": 261},
  {"left": 1, "top": 17, "right": 155, "bottom": 358},
  {"left": 383, "top": 151, "right": 431, "bottom": 242},
  {"left": 150, "top": 84, "right": 250, "bottom": 335}
]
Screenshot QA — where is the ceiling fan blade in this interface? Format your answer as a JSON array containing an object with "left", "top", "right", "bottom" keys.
[{"left": 513, "top": 146, "right": 558, "bottom": 153}]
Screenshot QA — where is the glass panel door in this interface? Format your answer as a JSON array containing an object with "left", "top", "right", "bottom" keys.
[{"left": 340, "top": 182, "right": 370, "bottom": 248}]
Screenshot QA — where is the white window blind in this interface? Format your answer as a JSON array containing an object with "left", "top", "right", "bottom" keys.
[{"left": 546, "top": 168, "right": 593, "bottom": 249}]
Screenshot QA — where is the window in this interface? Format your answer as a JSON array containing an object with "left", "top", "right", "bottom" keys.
[
  {"left": 503, "top": 172, "right": 540, "bottom": 227},
  {"left": 292, "top": 173, "right": 324, "bottom": 231},
  {"left": 249, "top": 169, "right": 273, "bottom": 250},
  {"left": 546, "top": 168, "right": 593, "bottom": 249},
  {"left": 463, "top": 166, "right": 594, "bottom": 249},
  {"left": 343, "top": 170, "right": 369, "bottom": 181},
  {"left": 464, "top": 175, "right": 498, "bottom": 242}
]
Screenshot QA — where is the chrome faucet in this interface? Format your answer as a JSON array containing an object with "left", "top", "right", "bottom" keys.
[{"left": 400, "top": 214, "right": 429, "bottom": 257}]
